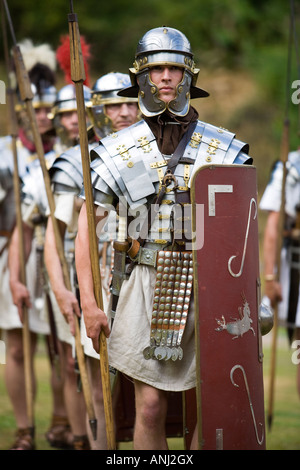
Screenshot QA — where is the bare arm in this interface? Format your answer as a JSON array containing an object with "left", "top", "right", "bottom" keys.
[
  {"left": 44, "top": 216, "right": 80, "bottom": 336},
  {"left": 75, "top": 201, "right": 110, "bottom": 352},
  {"left": 262, "top": 210, "right": 282, "bottom": 307},
  {"left": 8, "top": 222, "right": 34, "bottom": 321}
]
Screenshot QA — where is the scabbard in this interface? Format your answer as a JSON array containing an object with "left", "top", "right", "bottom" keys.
[
  {"left": 46, "top": 292, "right": 60, "bottom": 359},
  {"left": 110, "top": 242, "right": 129, "bottom": 317}
]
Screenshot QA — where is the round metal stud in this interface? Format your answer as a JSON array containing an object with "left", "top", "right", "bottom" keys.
[{"left": 155, "top": 347, "right": 166, "bottom": 360}]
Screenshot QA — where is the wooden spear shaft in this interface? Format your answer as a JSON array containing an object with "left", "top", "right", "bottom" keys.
[
  {"left": 2, "top": 0, "right": 98, "bottom": 437},
  {"left": 267, "top": 118, "right": 289, "bottom": 430},
  {"left": 9, "top": 91, "right": 35, "bottom": 432},
  {"left": 1, "top": 1, "right": 34, "bottom": 434},
  {"left": 68, "top": 4, "right": 116, "bottom": 450},
  {"left": 12, "top": 45, "right": 98, "bottom": 440},
  {"left": 267, "top": 1, "right": 296, "bottom": 430}
]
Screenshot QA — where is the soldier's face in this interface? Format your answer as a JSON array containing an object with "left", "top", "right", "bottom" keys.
[
  {"left": 105, "top": 103, "right": 139, "bottom": 131},
  {"left": 149, "top": 66, "right": 184, "bottom": 103},
  {"left": 35, "top": 106, "right": 53, "bottom": 135},
  {"left": 60, "top": 110, "right": 79, "bottom": 140}
]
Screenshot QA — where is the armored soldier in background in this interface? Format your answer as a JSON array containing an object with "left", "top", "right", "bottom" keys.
[
  {"left": 260, "top": 148, "right": 300, "bottom": 391},
  {"left": 7, "top": 60, "right": 93, "bottom": 448},
  {"left": 75, "top": 26, "right": 252, "bottom": 449},
  {"left": 49, "top": 83, "right": 91, "bottom": 154},
  {"left": 0, "top": 39, "right": 63, "bottom": 450},
  {"left": 44, "top": 72, "right": 139, "bottom": 449}
]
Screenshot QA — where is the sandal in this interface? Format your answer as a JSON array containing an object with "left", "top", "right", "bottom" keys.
[
  {"left": 10, "top": 428, "right": 35, "bottom": 450},
  {"left": 72, "top": 434, "right": 91, "bottom": 450},
  {"left": 45, "top": 415, "right": 73, "bottom": 449}
]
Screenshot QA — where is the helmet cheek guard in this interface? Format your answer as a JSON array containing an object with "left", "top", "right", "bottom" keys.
[
  {"left": 87, "top": 72, "right": 138, "bottom": 136},
  {"left": 87, "top": 102, "right": 110, "bottom": 137},
  {"left": 167, "top": 70, "right": 192, "bottom": 116},
  {"left": 137, "top": 70, "right": 165, "bottom": 117},
  {"left": 137, "top": 68, "right": 193, "bottom": 117}
]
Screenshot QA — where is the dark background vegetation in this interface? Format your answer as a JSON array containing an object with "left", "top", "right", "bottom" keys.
[
  {"left": 1, "top": 1, "right": 300, "bottom": 194},
  {"left": 1, "top": 1, "right": 300, "bottom": 450},
  {"left": 0, "top": 0, "right": 300, "bottom": 210}
]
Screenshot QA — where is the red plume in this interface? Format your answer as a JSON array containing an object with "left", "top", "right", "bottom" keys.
[{"left": 56, "top": 34, "right": 91, "bottom": 86}]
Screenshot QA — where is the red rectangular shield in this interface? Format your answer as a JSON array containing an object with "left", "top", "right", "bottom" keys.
[{"left": 191, "top": 165, "right": 266, "bottom": 450}]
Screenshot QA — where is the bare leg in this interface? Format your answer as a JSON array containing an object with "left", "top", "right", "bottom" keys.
[
  {"left": 5, "top": 328, "right": 37, "bottom": 429},
  {"left": 133, "top": 380, "right": 168, "bottom": 450},
  {"left": 5, "top": 328, "right": 37, "bottom": 449},
  {"left": 63, "top": 342, "right": 89, "bottom": 447},
  {"left": 45, "top": 339, "right": 73, "bottom": 448},
  {"left": 190, "top": 424, "right": 198, "bottom": 450},
  {"left": 46, "top": 337, "right": 67, "bottom": 416}
]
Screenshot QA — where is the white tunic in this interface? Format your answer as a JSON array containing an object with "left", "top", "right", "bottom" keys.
[
  {"left": 0, "top": 136, "right": 56, "bottom": 334},
  {"left": 108, "top": 264, "right": 196, "bottom": 391}
]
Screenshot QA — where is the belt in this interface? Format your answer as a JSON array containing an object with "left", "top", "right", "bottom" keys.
[
  {"left": 131, "top": 242, "right": 189, "bottom": 268},
  {"left": 132, "top": 245, "right": 160, "bottom": 268},
  {"left": 0, "top": 230, "right": 13, "bottom": 238}
]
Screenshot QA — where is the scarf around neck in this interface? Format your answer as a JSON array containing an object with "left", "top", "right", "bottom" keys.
[
  {"left": 143, "top": 106, "right": 199, "bottom": 155},
  {"left": 18, "top": 128, "right": 54, "bottom": 155}
]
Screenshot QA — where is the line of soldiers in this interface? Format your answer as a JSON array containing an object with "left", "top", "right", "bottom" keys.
[
  {"left": 0, "top": 37, "right": 139, "bottom": 449},
  {"left": 0, "top": 24, "right": 297, "bottom": 451}
]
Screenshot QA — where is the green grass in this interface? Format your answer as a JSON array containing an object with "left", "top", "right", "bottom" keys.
[
  {"left": 0, "top": 338, "right": 54, "bottom": 451},
  {"left": 262, "top": 329, "right": 300, "bottom": 450},
  {"left": 0, "top": 329, "right": 300, "bottom": 450}
]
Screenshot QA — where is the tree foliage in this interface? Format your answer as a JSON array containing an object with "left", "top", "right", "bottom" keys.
[
  {"left": 0, "top": 0, "right": 295, "bottom": 77},
  {"left": 1, "top": 0, "right": 299, "bottom": 150}
]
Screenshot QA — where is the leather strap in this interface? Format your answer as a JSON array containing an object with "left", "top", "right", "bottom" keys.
[{"left": 134, "top": 121, "right": 197, "bottom": 251}]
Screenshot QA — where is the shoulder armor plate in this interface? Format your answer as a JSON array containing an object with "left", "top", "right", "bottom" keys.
[
  {"left": 89, "top": 120, "right": 251, "bottom": 209},
  {"left": 50, "top": 143, "right": 98, "bottom": 191}
]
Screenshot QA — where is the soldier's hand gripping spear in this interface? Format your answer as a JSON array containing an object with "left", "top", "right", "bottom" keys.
[
  {"left": 68, "top": 0, "right": 115, "bottom": 450},
  {"left": 1, "top": 2, "right": 34, "bottom": 437},
  {"left": 2, "top": 0, "right": 98, "bottom": 441}
]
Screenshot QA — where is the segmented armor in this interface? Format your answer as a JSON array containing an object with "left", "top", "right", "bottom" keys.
[{"left": 89, "top": 119, "right": 251, "bottom": 215}]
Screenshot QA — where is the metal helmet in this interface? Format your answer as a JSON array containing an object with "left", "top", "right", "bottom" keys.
[
  {"left": 14, "top": 40, "right": 57, "bottom": 112},
  {"left": 48, "top": 84, "right": 91, "bottom": 146},
  {"left": 31, "top": 83, "right": 57, "bottom": 109},
  {"left": 86, "top": 72, "right": 138, "bottom": 136},
  {"left": 15, "top": 70, "right": 57, "bottom": 113},
  {"left": 49, "top": 84, "right": 91, "bottom": 118},
  {"left": 118, "top": 26, "right": 209, "bottom": 117}
]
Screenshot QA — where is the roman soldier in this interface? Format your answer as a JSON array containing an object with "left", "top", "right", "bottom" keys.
[
  {"left": 0, "top": 39, "right": 66, "bottom": 450},
  {"left": 44, "top": 72, "right": 139, "bottom": 448},
  {"left": 75, "top": 26, "right": 257, "bottom": 450}
]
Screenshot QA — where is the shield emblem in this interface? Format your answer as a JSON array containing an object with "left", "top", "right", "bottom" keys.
[{"left": 190, "top": 165, "right": 266, "bottom": 450}]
